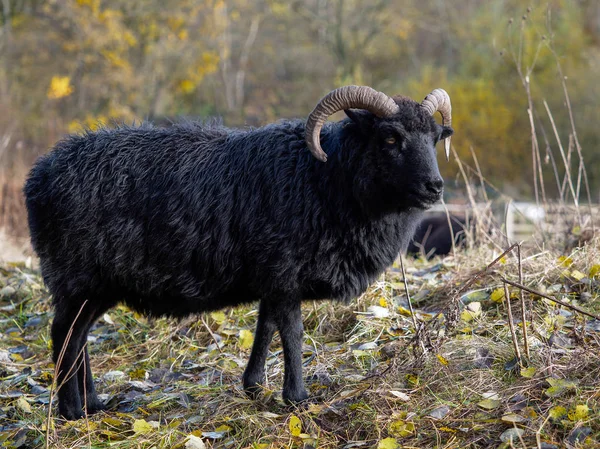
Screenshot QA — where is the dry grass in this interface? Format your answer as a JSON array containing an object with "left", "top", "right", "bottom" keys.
[{"left": 0, "top": 237, "right": 598, "bottom": 449}]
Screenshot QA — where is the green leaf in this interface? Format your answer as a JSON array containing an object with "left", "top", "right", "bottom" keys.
[
  {"left": 545, "top": 378, "right": 577, "bottom": 398},
  {"left": 377, "top": 437, "right": 398, "bottom": 449},
  {"left": 289, "top": 415, "right": 302, "bottom": 437}
]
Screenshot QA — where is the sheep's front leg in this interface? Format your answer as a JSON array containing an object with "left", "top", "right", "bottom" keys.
[
  {"left": 275, "top": 298, "right": 308, "bottom": 403},
  {"left": 243, "top": 299, "right": 276, "bottom": 397}
]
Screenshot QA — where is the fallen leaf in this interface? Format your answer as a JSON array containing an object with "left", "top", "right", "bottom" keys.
[
  {"left": 490, "top": 288, "right": 505, "bottom": 303},
  {"left": 501, "top": 413, "right": 526, "bottom": 424},
  {"left": 477, "top": 398, "right": 500, "bottom": 410},
  {"left": 570, "top": 270, "right": 586, "bottom": 281},
  {"left": 238, "top": 329, "right": 254, "bottom": 349},
  {"left": 367, "top": 305, "right": 389, "bottom": 318},
  {"left": 377, "top": 437, "right": 398, "bottom": 449},
  {"left": 427, "top": 405, "right": 451, "bottom": 419},
  {"left": 185, "top": 435, "right": 206, "bottom": 449},
  {"left": 520, "top": 367, "right": 536, "bottom": 378},
  {"left": 389, "top": 420, "right": 414, "bottom": 437},
  {"left": 436, "top": 354, "right": 449, "bottom": 366},
  {"left": 500, "top": 428, "right": 524, "bottom": 443},
  {"left": 388, "top": 390, "right": 410, "bottom": 401},
  {"left": 568, "top": 404, "right": 589, "bottom": 421},
  {"left": 289, "top": 415, "right": 302, "bottom": 437},
  {"left": 16, "top": 396, "right": 32, "bottom": 414},
  {"left": 132, "top": 419, "right": 154, "bottom": 435},
  {"left": 548, "top": 406, "right": 567, "bottom": 420},
  {"left": 210, "top": 311, "right": 226, "bottom": 325}
]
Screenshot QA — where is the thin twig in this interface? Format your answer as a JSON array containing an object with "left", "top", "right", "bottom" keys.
[
  {"left": 440, "top": 197, "right": 456, "bottom": 259},
  {"left": 201, "top": 316, "right": 224, "bottom": 355},
  {"left": 46, "top": 300, "right": 88, "bottom": 449},
  {"left": 399, "top": 253, "right": 426, "bottom": 354},
  {"left": 502, "top": 278, "right": 600, "bottom": 320},
  {"left": 504, "top": 282, "right": 522, "bottom": 366},
  {"left": 517, "top": 244, "right": 530, "bottom": 359}
]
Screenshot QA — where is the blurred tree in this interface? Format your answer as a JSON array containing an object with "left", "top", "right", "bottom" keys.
[{"left": 0, "top": 0, "right": 598, "bottom": 199}]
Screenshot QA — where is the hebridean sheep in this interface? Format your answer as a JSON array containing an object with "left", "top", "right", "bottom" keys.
[
  {"left": 407, "top": 213, "right": 467, "bottom": 257},
  {"left": 24, "top": 86, "right": 453, "bottom": 419}
]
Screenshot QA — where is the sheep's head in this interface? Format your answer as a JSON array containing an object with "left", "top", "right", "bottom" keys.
[{"left": 305, "top": 85, "right": 454, "bottom": 210}]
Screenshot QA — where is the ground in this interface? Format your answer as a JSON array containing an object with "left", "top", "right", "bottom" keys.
[{"left": 0, "top": 242, "right": 599, "bottom": 449}]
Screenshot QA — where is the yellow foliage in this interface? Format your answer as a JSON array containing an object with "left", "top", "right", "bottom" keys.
[{"left": 47, "top": 76, "right": 74, "bottom": 99}]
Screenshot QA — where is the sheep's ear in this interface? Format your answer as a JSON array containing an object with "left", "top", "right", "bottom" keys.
[
  {"left": 345, "top": 109, "right": 375, "bottom": 133},
  {"left": 440, "top": 126, "right": 454, "bottom": 140}
]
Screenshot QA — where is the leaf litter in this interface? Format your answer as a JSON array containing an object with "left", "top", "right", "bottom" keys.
[{"left": 0, "top": 239, "right": 599, "bottom": 448}]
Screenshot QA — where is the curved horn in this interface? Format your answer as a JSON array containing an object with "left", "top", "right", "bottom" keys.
[
  {"left": 305, "top": 85, "right": 400, "bottom": 162},
  {"left": 421, "top": 88, "right": 452, "bottom": 161}
]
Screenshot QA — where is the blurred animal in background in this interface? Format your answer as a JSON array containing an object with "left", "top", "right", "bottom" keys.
[{"left": 407, "top": 213, "right": 468, "bottom": 258}]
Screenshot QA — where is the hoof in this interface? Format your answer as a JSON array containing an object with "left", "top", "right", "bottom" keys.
[
  {"left": 85, "top": 398, "right": 106, "bottom": 415},
  {"left": 59, "top": 406, "right": 85, "bottom": 421},
  {"left": 282, "top": 388, "right": 309, "bottom": 404},
  {"left": 243, "top": 371, "right": 266, "bottom": 399}
]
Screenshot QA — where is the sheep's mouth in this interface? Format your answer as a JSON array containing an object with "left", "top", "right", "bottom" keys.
[{"left": 408, "top": 189, "right": 442, "bottom": 209}]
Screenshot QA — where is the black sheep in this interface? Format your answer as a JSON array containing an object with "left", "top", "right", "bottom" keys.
[
  {"left": 407, "top": 213, "right": 467, "bottom": 257},
  {"left": 24, "top": 86, "right": 453, "bottom": 419}
]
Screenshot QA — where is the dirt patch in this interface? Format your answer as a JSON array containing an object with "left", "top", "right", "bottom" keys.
[{"left": 0, "top": 229, "right": 31, "bottom": 262}]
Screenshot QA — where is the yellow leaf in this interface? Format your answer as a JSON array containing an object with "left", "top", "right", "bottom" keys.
[
  {"left": 210, "top": 311, "right": 226, "bottom": 324},
  {"left": 490, "top": 288, "right": 505, "bottom": 303},
  {"left": 405, "top": 374, "right": 420, "bottom": 387},
  {"left": 589, "top": 264, "right": 600, "bottom": 278},
  {"left": 559, "top": 256, "right": 573, "bottom": 267},
  {"left": 436, "top": 354, "right": 449, "bottom": 366},
  {"left": 238, "top": 329, "right": 254, "bottom": 350},
  {"left": 47, "top": 76, "right": 74, "bottom": 99},
  {"left": 499, "top": 256, "right": 507, "bottom": 264},
  {"left": 549, "top": 406, "right": 567, "bottom": 420},
  {"left": 520, "top": 367, "right": 536, "bottom": 378},
  {"left": 377, "top": 437, "right": 398, "bottom": 449},
  {"left": 568, "top": 404, "right": 589, "bottom": 421},
  {"left": 389, "top": 420, "right": 415, "bottom": 437},
  {"left": 215, "top": 424, "right": 231, "bottom": 432},
  {"left": 132, "top": 419, "right": 154, "bottom": 434},
  {"left": 379, "top": 297, "right": 388, "bottom": 307},
  {"left": 570, "top": 270, "right": 586, "bottom": 281},
  {"left": 289, "top": 415, "right": 302, "bottom": 437}
]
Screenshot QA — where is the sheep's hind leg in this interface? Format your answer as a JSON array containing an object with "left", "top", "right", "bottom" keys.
[
  {"left": 52, "top": 297, "right": 102, "bottom": 420},
  {"left": 243, "top": 299, "right": 277, "bottom": 398},
  {"left": 274, "top": 297, "right": 309, "bottom": 403}
]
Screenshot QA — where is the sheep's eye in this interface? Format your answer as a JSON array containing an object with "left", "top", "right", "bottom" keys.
[{"left": 385, "top": 137, "right": 396, "bottom": 145}]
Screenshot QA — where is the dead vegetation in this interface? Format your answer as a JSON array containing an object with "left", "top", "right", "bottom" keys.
[{"left": 0, "top": 235, "right": 598, "bottom": 449}]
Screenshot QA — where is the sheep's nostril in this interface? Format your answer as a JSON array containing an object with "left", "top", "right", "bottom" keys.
[{"left": 425, "top": 178, "right": 444, "bottom": 195}]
